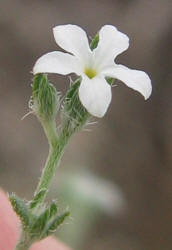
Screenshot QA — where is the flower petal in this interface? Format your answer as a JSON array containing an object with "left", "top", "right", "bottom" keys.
[
  {"left": 33, "top": 51, "right": 82, "bottom": 75},
  {"left": 53, "top": 24, "right": 91, "bottom": 62},
  {"left": 79, "top": 76, "right": 112, "bottom": 118},
  {"left": 103, "top": 64, "right": 152, "bottom": 99},
  {"left": 93, "top": 25, "right": 129, "bottom": 70}
]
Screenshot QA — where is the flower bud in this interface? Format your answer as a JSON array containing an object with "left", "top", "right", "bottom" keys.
[{"left": 31, "top": 74, "right": 60, "bottom": 122}]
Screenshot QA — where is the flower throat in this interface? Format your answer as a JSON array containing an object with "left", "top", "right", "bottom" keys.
[{"left": 84, "top": 68, "right": 97, "bottom": 79}]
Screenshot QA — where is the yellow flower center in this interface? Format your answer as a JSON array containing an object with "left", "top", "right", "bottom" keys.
[{"left": 84, "top": 68, "right": 97, "bottom": 79}]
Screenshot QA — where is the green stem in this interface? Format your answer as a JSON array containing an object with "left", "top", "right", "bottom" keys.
[
  {"left": 34, "top": 128, "right": 71, "bottom": 204},
  {"left": 15, "top": 127, "right": 72, "bottom": 249},
  {"left": 15, "top": 126, "right": 71, "bottom": 249},
  {"left": 15, "top": 242, "right": 31, "bottom": 250},
  {"left": 14, "top": 74, "right": 88, "bottom": 249},
  {"left": 15, "top": 232, "right": 32, "bottom": 250},
  {"left": 41, "top": 119, "right": 58, "bottom": 148}
]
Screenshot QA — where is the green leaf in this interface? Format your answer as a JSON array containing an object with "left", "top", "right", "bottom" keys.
[
  {"left": 9, "top": 193, "right": 30, "bottom": 229},
  {"left": 30, "top": 189, "right": 47, "bottom": 209},
  {"left": 48, "top": 211, "right": 70, "bottom": 232},
  {"left": 30, "top": 208, "right": 50, "bottom": 238},
  {"left": 42, "top": 211, "right": 70, "bottom": 238},
  {"left": 49, "top": 202, "right": 58, "bottom": 218}
]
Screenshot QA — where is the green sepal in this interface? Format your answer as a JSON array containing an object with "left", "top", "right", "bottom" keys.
[
  {"left": 106, "top": 77, "right": 115, "bottom": 86},
  {"left": 90, "top": 34, "right": 99, "bottom": 50},
  {"left": 61, "top": 78, "right": 90, "bottom": 134},
  {"left": 32, "top": 73, "right": 60, "bottom": 121}
]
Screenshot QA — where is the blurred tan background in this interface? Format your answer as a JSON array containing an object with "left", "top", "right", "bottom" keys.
[{"left": 0, "top": 0, "right": 172, "bottom": 249}]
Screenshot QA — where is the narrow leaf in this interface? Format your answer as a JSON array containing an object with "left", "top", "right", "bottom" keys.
[
  {"left": 43, "top": 211, "right": 70, "bottom": 238},
  {"left": 30, "top": 208, "right": 49, "bottom": 237},
  {"left": 30, "top": 189, "right": 47, "bottom": 209},
  {"left": 49, "top": 202, "right": 58, "bottom": 218},
  {"left": 9, "top": 193, "right": 30, "bottom": 228}
]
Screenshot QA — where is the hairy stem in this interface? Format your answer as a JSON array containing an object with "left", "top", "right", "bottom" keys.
[
  {"left": 15, "top": 242, "right": 31, "bottom": 250},
  {"left": 16, "top": 128, "right": 71, "bottom": 248},
  {"left": 40, "top": 119, "right": 58, "bottom": 148},
  {"left": 34, "top": 127, "right": 71, "bottom": 204},
  {"left": 15, "top": 232, "right": 32, "bottom": 250}
]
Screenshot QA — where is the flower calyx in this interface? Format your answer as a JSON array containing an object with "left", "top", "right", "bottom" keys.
[
  {"left": 61, "top": 78, "right": 90, "bottom": 135},
  {"left": 31, "top": 73, "right": 60, "bottom": 122}
]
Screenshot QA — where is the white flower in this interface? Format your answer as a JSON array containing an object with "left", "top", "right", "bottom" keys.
[{"left": 33, "top": 24, "right": 152, "bottom": 118}]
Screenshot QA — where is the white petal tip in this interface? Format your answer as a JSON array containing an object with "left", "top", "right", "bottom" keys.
[
  {"left": 84, "top": 106, "right": 108, "bottom": 118},
  {"left": 32, "top": 51, "right": 79, "bottom": 76},
  {"left": 141, "top": 78, "right": 152, "bottom": 100},
  {"left": 91, "top": 111, "right": 106, "bottom": 118},
  {"left": 104, "top": 65, "right": 152, "bottom": 101},
  {"left": 144, "top": 92, "right": 152, "bottom": 100}
]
